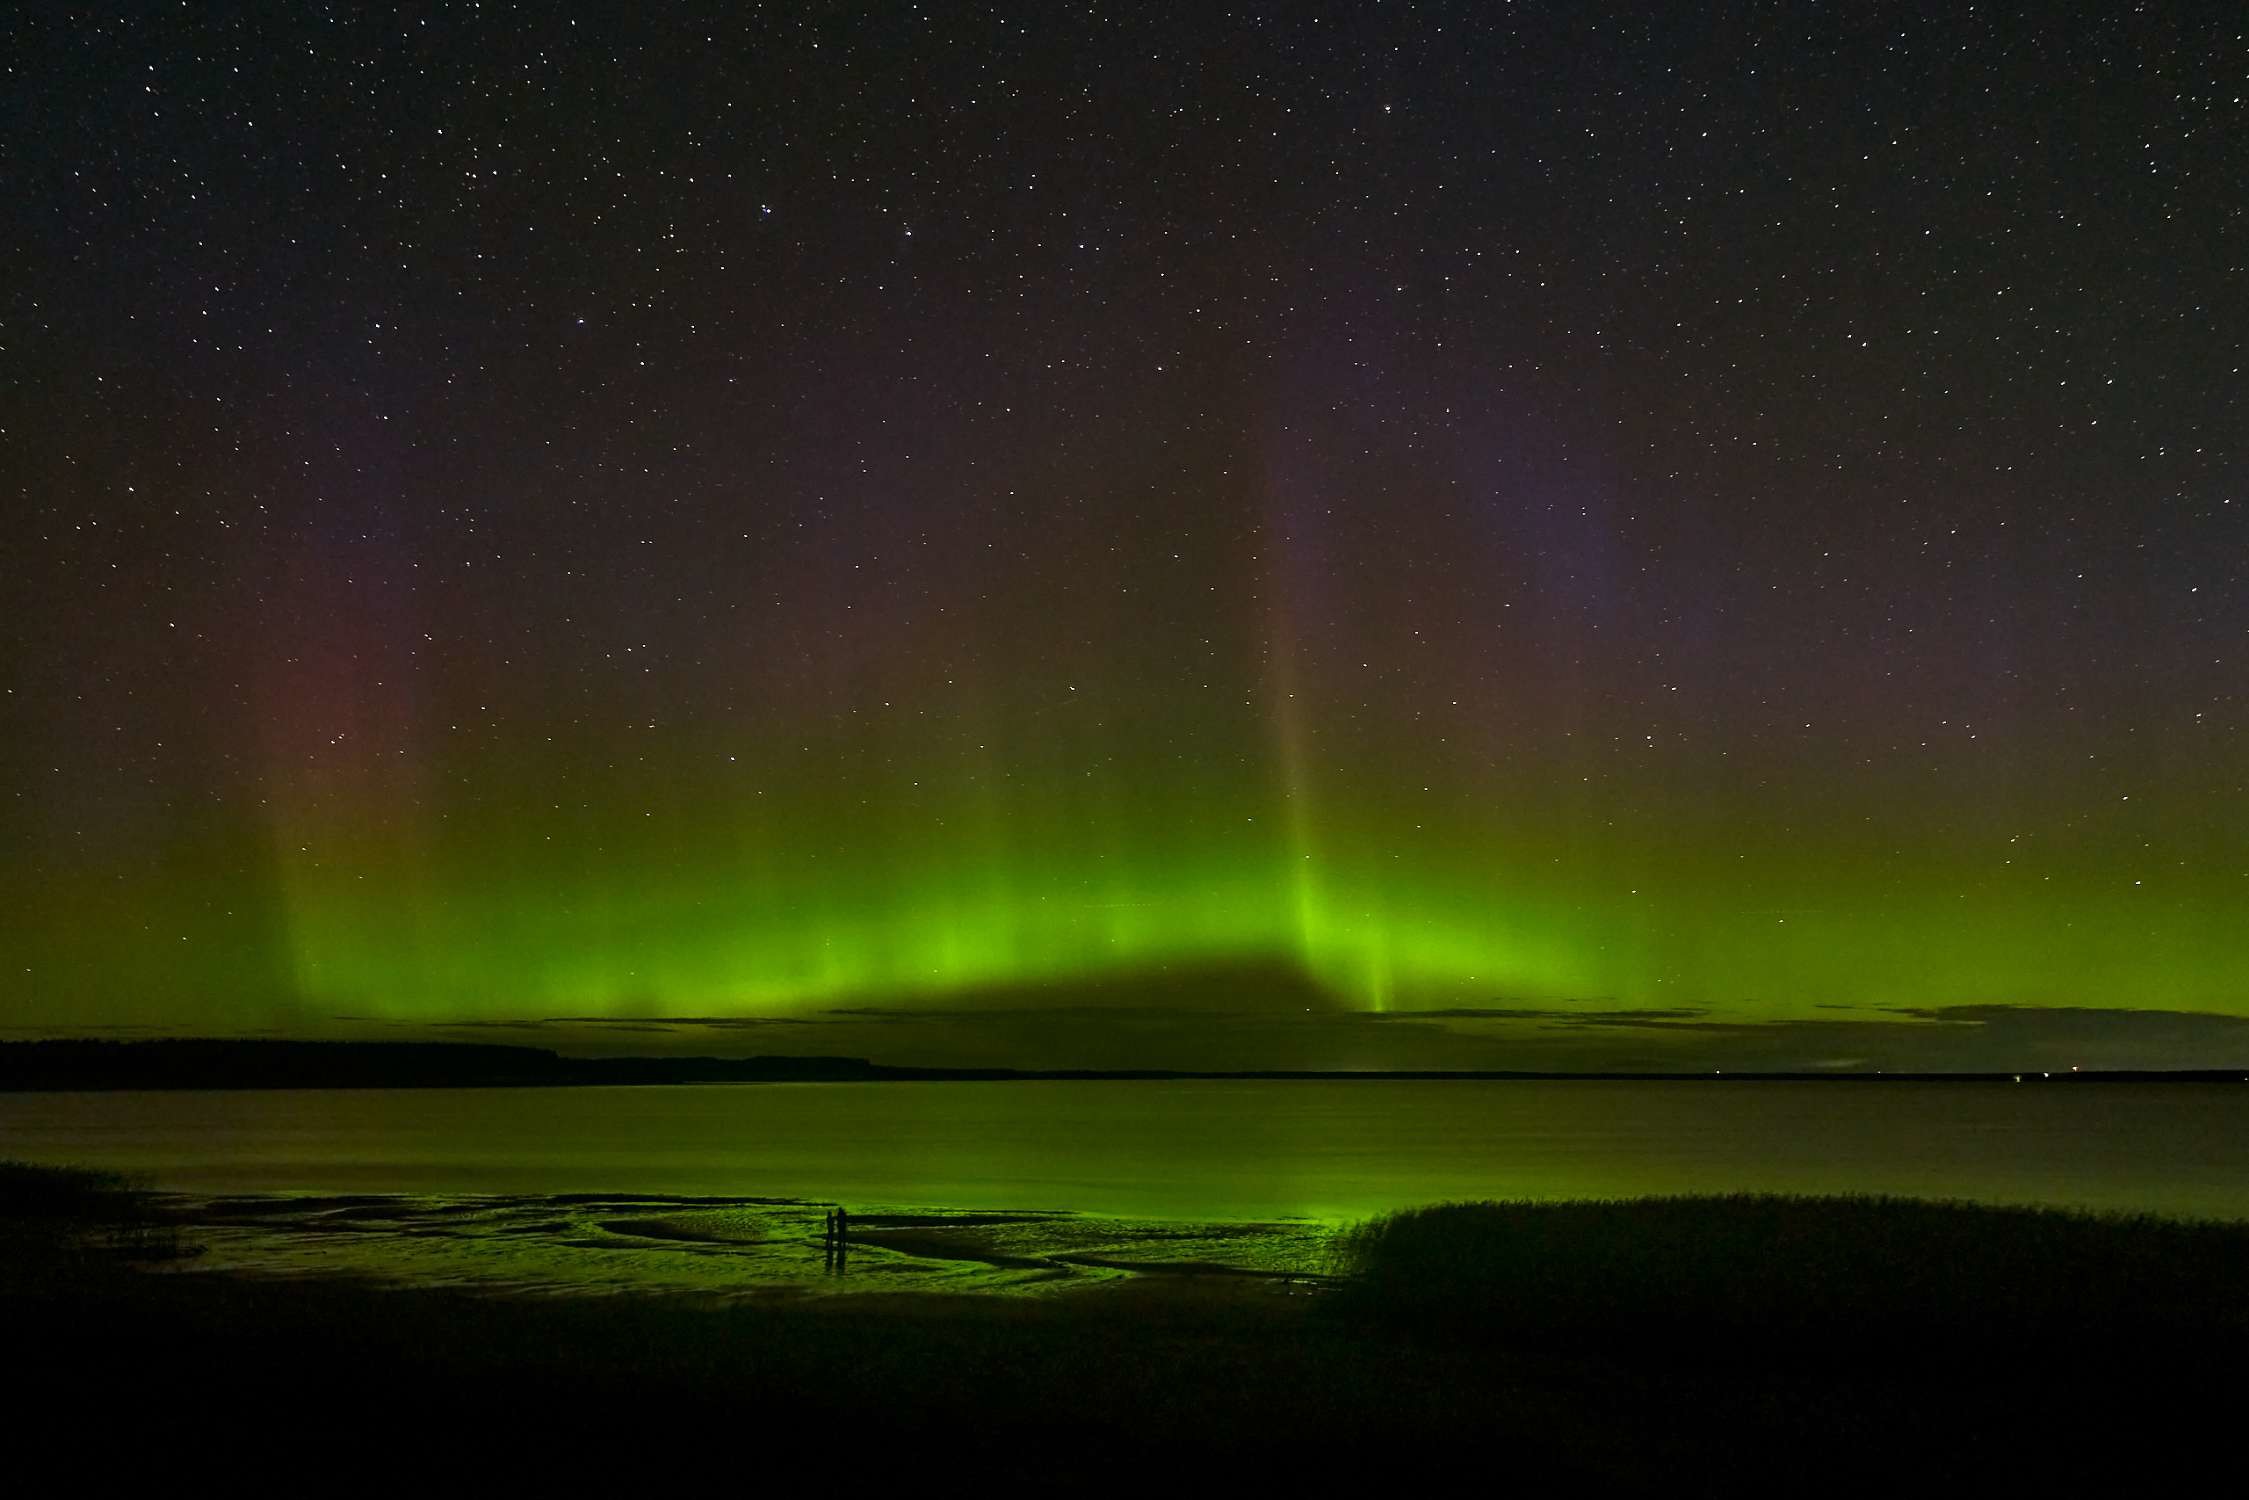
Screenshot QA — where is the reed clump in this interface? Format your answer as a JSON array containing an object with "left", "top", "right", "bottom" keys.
[
  {"left": 1333, "top": 1193, "right": 2249, "bottom": 1351},
  {"left": 0, "top": 1160, "right": 192, "bottom": 1275}
]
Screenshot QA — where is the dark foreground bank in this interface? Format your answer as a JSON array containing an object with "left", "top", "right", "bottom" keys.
[{"left": 5, "top": 1164, "right": 2240, "bottom": 1486}]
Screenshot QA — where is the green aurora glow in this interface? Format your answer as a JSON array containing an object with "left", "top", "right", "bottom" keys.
[
  {"left": 6, "top": 6, "right": 2243, "bottom": 1063},
  {"left": 13, "top": 688, "right": 2238, "bottom": 1035}
]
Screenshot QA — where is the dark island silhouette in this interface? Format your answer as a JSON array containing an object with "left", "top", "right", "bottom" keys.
[{"left": 3, "top": 1037, "right": 2243, "bottom": 1091}]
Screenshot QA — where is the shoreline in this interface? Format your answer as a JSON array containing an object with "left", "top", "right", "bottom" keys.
[{"left": 68, "top": 1178, "right": 2249, "bottom": 1307}]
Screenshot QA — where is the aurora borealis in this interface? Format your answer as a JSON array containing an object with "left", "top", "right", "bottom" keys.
[{"left": 5, "top": 5, "right": 2243, "bottom": 1069}]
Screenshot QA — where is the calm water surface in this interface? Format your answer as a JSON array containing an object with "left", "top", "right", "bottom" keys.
[{"left": 5, "top": 1080, "right": 2247, "bottom": 1222}]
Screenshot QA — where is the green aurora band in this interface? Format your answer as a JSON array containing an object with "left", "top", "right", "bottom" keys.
[
  {"left": 7, "top": 443, "right": 2242, "bottom": 1050},
  {"left": 14, "top": 626, "right": 2236, "bottom": 1034},
  {"left": 225, "top": 494, "right": 2245, "bottom": 1029}
]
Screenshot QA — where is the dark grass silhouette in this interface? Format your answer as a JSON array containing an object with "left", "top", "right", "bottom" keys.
[
  {"left": 0, "top": 1159, "right": 189, "bottom": 1278},
  {"left": 1333, "top": 1194, "right": 2249, "bottom": 1350},
  {"left": 0, "top": 1160, "right": 129, "bottom": 1217}
]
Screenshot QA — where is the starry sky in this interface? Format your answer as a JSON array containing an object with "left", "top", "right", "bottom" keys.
[{"left": 4, "top": 4, "right": 2243, "bottom": 1071}]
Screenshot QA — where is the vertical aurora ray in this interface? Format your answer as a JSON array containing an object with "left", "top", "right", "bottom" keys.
[{"left": 1262, "top": 531, "right": 1327, "bottom": 994}]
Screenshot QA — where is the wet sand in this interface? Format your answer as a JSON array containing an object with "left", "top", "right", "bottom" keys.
[{"left": 159, "top": 1189, "right": 1341, "bottom": 1302}]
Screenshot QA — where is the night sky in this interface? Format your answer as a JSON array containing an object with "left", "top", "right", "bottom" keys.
[{"left": 5, "top": 5, "right": 2243, "bottom": 1071}]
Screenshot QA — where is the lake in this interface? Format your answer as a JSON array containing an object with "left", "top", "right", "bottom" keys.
[{"left": 7, "top": 1078, "right": 2248, "bottom": 1222}]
